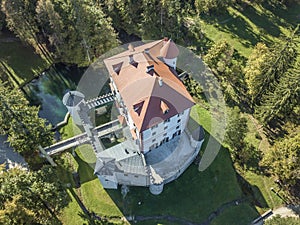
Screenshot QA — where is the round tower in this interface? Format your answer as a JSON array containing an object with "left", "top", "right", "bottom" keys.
[
  {"left": 160, "top": 39, "right": 179, "bottom": 69},
  {"left": 149, "top": 183, "right": 164, "bottom": 195},
  {"left": 62, "top": 91, "right": 86, "bottom": 125}
]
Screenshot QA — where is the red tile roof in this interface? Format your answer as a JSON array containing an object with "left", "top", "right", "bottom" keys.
[{"left": 104, "top": 39, "right": 194, "bottom": 132}]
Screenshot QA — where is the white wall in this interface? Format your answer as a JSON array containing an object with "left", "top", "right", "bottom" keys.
[
  {"left": 163, "top": 57, "right": 177, "bottom": 69},
  {"left": 141, "top": 108, "right": 190, "bottom": 153}
]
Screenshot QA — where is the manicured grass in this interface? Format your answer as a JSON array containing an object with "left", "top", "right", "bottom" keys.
[
  {"left": 108, "top": 146, "right": 258, "bottom": 224},
  {"left": 191, "top": 105, "right": 282, "bottom": 214},
  {"left": 58, "top": 121, "right": 259, "bottom": 224},
  {"left": 242, "top": 170, "right": 283, "bottom": 212},
  {"left": 57, "top": 150, "right": 125, "bottom": 224},
  {"left": 59, "top": 117, "right": 83, "bottom": 140},
  {"left": 211, "top": 202, "right": 258, "bottom": 225},
  {"left": 59, "top": 189, "right": 86, "bottom": 225},
  {"left": 0, "top": 31, "right": 49, "bottom": 86}
]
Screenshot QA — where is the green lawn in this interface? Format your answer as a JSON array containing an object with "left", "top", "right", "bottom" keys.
[
  {"left": 0, "top": 31, "right": 49, "bottom": 86},
  {"left": 197, "top": 2, "right": 300, "bottom": 57},
  {"left": 59, "top": 117, "right": 83, "bottom": 140},
  {"left": 57, "top": 129, "right": 259, "bottom": 225},
  {"left": 242, "top": 171, "right": 283, "bottom": 213},
  {"left": 123, "top": 147, "right": 258, "bottom": 224}
]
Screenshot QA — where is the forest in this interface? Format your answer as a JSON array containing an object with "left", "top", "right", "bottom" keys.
[{"left": 0, "top": 0, "right": 299, "bottom": 224}]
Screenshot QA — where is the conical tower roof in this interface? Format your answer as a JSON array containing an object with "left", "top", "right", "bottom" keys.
[{"left": 160, "top": 39, "right": 179, "bottom": 59}]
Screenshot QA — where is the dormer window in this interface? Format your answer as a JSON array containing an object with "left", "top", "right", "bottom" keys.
[
  {"left": 112, "top": 62, "right": 123, "bottom": 75},
  {"left": 160, "top": 100, "right": 169, "bottom": 114},
  {"left": 129, "top": 54, "right": 138, "bottom": 68},
  {"left": 133, "top": 101, "right": 144, "bottom": 116}
]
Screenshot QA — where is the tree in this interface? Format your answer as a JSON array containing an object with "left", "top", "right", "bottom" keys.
[
  {"left": 195, "top": 0, "right": 233, "bottom": 15},
  {"left": 140, "top": 0, "right": 187, "bottom": 41},
  {"left": 35, "top": 0, "right": 118, "bottom": 66},
  {"left": 0, "top": 195, "right": 35, "bottom": 225},
  {"left": 2, "top": 0, "right": 118, "bottom": 65},
  {"left": 261, "top": 132, "right": 300, "bottom": 187},
  {"left": 203, "top": 40, "right": 246, "bottom": 105},
  {"left": 247, "top": 26, "right": 299, "bottom": 105},
  {"left": 1, "top": 0, "right": 52, "bottom": 61},
  {"left": 0, "top": 166, "right": 68, "bottom": 225},
  {"left": 258, "top": 57, "right": 300, "bottom": 124},
  {"left": 224, "top": 106, "right": 248, "bottom": 161},
  {"left": 0, "top": 85, "right": 53, "bottom": 166},
  {"left": 244, "top": 43, "right": 271, "bottom": 104}
]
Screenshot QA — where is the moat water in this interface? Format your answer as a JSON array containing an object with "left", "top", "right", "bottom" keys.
[{"left": 23, "top": 64, "right": 85, "bottom": 125}]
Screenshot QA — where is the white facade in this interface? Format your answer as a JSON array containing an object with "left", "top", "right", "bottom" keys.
[
  {"left": 163, "top": 57, "right": 177, "bottom": 69},
  {"left": 141, "top": 108, "right": 190, "bottom": 153}
]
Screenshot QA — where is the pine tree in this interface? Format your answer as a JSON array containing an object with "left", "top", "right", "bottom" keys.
[
  {"left": 258, "top": 58, "right": 300, "bottom": 124},
  {"left": 0, "top": 85, "right": 53, "bottom": 165},
  {"left": 224, "top": 106, "right": 248, "bottom": 161},
  {"left": 251, "top": 26, "right": 299, "bottom": 105}
]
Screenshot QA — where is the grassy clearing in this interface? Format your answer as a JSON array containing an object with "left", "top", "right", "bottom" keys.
[
  {"left": 242, "top": 170, "right": 283, "bottom": 213},
  {"left": 0, "top": 31, "right": 49, "bottom": 86},
  {"left": 192, "top": 106, "right": 283, "bottom": 211},
  {"left": 198, "top": 2, "right": 300, "bottom": 57}
]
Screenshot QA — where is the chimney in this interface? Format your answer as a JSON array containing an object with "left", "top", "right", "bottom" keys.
[
  {"left": 129, "top": 54, "right": 134, "bottom": 64},
  {"left": 128, "top": 44, "right": 135, "bottom": 52},
  {"left": 146, "top": 65, "right": 154, "bottom": 73},
  {"left": 158, "top": 77, "right": 163, "bottom": 86}
]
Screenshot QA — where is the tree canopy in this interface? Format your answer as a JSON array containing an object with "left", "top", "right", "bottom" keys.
[
  {"left": 0, "top": 166, "right": 69, "bottom": 225},
  {"left": 0, "top": 85, "right": 53, "bottom": 166}
]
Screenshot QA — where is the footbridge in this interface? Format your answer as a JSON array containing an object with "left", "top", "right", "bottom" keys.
[{"left": 45, "top": 119, "right": 121, "bottom": 156}]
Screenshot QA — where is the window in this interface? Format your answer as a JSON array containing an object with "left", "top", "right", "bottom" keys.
[
  {"left": 152, "top": 139, "right": 156, "bottom": 142},
  {"left": 164, "top": 118, "right": 170, "bottom": 124},
  {"left": 176, "top": 125, "right": 180, "bottom": 130},
  {"left": 177, "top": 119, "right": 181, "bottom": 123},
  {"left": 163, "top": 133, "right": 167, "bottom": 136},
  {"left": 151, "top": 124, "right": 158, "bottom": 130},
  {"left": 164, "top": 126, "right": 168, "bottom": 130},
  {"left": 152, "top": 132, "right": 156, "bottom": 136}
]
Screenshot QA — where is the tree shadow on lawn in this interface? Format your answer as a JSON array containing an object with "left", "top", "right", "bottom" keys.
[
  {"left": 234, "top": 4, "right": 281, "bottom": 38},
  {"left": 74, "top": 150, "right": 97, "bottom": 184},
  {"left": 201, "top": 10, "right": 263, "bottom": 48},
  {"left": 261, "top": 1, "right": 300, "bottom": 27},
  {"left": 104, "top": 131, "right": 267, "bottom": 225}
]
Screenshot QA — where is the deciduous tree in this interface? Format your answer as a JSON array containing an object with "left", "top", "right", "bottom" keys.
[
  {"left": 261, "top": 132, "right": 300, "bottom": 187},
  {"left": 0, "top": 166, "right": 68, "bottom": 224}
]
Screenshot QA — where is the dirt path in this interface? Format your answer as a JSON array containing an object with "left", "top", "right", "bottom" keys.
[
  {"left": 247, "top": 115, "right": 270, "bottom": 151},
  {"left": 129, "top": 197, "right": 248, "bottom": 225}
]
